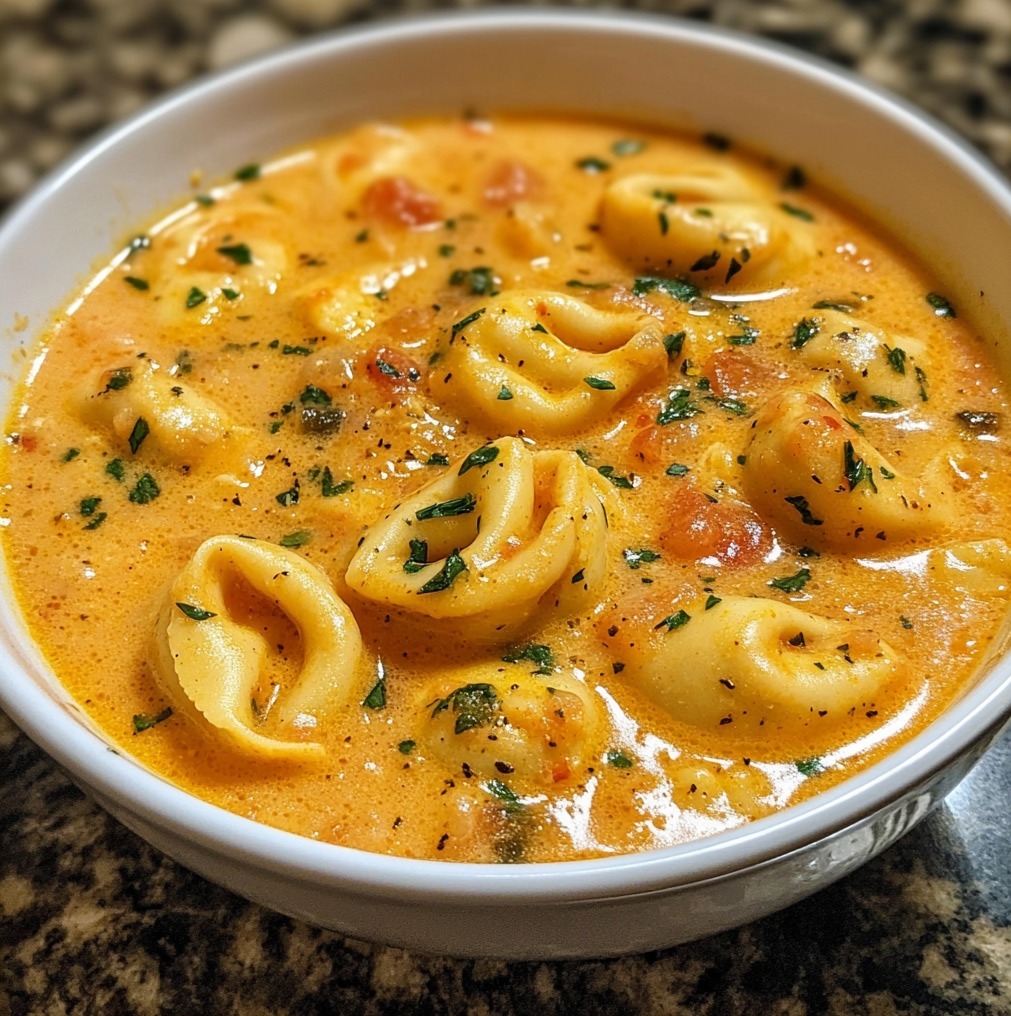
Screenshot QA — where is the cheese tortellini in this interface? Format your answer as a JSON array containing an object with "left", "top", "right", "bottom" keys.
[
  {"left": 298, "top": 257, "right": 427, "bottom": 340},
  {"left": 924, "top": 538, "right": 1011, "bottom": 595},
  {"left": 441, "top": 291, "right": 667, "bottom": 434},
  {"left": 345, "top": 436, "right": 612, "bottom": 630},
  {"left": 148, "top": 206, "right": 289, "bottom": 325},
  {"left": 743, "top": 389, "right": 952, "bottom": 548},
  {"left": 626, "top": 595, "right": 906, "bottom": 734},
  {"left": 79, "top": 360, "right": 243, "bottom": 469},
  {"left": 415, "top": 662, "right": 603, "bottom": 786},
  {"left": 153, "top": 536, "right": 363, "bottom": 758},
  {"left": 793, "top": 309, "right": 930, "bottom": 408},
  {"left": 600, "top": 167, "right": 812, "bottom": 286}
]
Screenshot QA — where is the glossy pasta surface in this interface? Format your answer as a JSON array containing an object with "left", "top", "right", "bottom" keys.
[{"left": 4, "top": 115, "right": 1011, "bottom": 863}]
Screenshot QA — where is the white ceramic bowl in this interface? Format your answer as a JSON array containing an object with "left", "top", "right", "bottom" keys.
[{"left": 2, "top": 11, "right": 1011, "bottom": 960}]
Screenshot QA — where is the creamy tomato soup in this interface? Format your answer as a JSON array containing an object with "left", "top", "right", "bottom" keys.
[{"left": 4, "top": 115, "right": 1010, "bottom": 863}]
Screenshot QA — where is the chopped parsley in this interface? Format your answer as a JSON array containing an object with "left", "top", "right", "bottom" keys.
[
  {"left": 663, "top": 331, "right": 686, "bottom": 358},
  {"left": 418, "top": 550, "right": 468, "bottom": 593},
  {"left": 430, "top": 682, "right": 499, "bottom": 734},
  {"left": 900, "top": 615, "right": 914, "bottom": 630},
  {"left": 103, "top": 367, "right": 132, "bottom": 393},
  {"left": 449, "top": 266, "right": 497, "bottom": 295},
  {"left": 769, "top": 568, "right": 811, "bottom": 594},
  {"left": 812, "top": 299, "right": 853, "bottom": 312},
  {"left": 185, "top": 286, "right": 207, "bottom": 309},
  {"left": 497, "top": 385, "right": 514, "bottom": 401},
  {"left": 133, "top": 707, "right": 172, "bottom": 733},
  {"left": 575, "top": 156, "right": 611, "bottom": 173},
  {"left": 655, "top": 609, "right": 691, "bottom": 632},
  {"left": 320, "top": 467, "right": 352, "bottom": 497},
  {"left": 216, "top": 243, "right": 253, "bottom": 265},
  {"left": 458, "top": 444, "right": 500, "bottom": 475},
  {"left": 584, "top": 376, "right": 616, "bottom": 391},
  {"left": 128, "top": 473, "right": 160, "bottom": 504},
  {"left": 300, "top": 384, "right": 332, "bottom": 406},
  {"left": 656, "top": 388, "right": 701, "bottom": 424},
  {"left": 884, "top": 344, "right": 907, "bottom": 375},
  {"left": 623, "top": 548, "right": 660, "bottom": 570},
  {"left": 83, "top": 513, "right": 107, "bottom": 530},
  {"left": 61, "top": 448, "right": 80, "bottom": 463},
  {"left": 398, "top": 740, "right": 416, "bottom": 755},
  {"left": 79, "top": 496, "right": 102, "bottom": 517},
  {"left": 666, "top": 462, "right": 689, "bottom": 477},
  {"left": 128, "top": 418, "right": 150, "bottom": 455},
  {"left": 612, "top": 139, "right": 646, "bottom": 156},
  {"left": 926, "top": 292, "right": 956, "bottom": 318},
  {"left": 275, "top": 482, "right": 299, "bottom": 507},
  {"left": 780, "top": 202, "right": 815, "bottom": 221},
  {"left": 438, "top": 244, "right": 455, "bottom": 257},
  {"left": 234, "top": 163, "right": 261, "bottom": 181},
  {"left": 843, "top": 440, "right": 877, "bottom": 492},
  {"left": 124, "top": 276, "right": 149, "bottom": 291},
  {"left": 632, "top": 276, "right": 699, "bottom": 302},
  {"left": 605, "top": 750, "right": 634, "bottom": 769},
  {"left": 871, "top": 395, "right": 901, "bottom": 410},
  {"left": 565, "top": 279, "right": 610, "bottom": 290},
  {"left": 425, "top": 453, "right": 450, "bottom": 466},
  {"left": 105, "top": 459, "right": 125, "bottom": 481},
  {"left": 502, "top": 643, "right": 554, "bottom": 676},
  {"left": 486, "top": 779, "right": 524, "bottom": 813},
  {"left": 791, "top": 317, "right": 820, "bottom": 349},
  {"left": 416, "top": 494, "right": 477, "bottom": 520},
  {"left": 175, "top": 602, "right": 217, "bottom": 621},
  {"left": 728, "top": 326, "right": 759, "bottom": 346},
  {"left": 279, "top": 530, "right": 311, "bottom": 548},
  {"left": 451, "top": 307, "right": 486, "bottom": 337},
  {"left": 690, "top": 250, "right": 721, "bottom": 272},
  {"left": 362, "top": 676, "right": 386, "bottom": 710},
  {"left": 403, "top": 538, "right": 429, "bottom": 574},
  {"left": 705, "top": 594, "right": 722, "bottom": 610},
  {"left": 795, "top": 756, "right": 824, "bottom": 777},
  {"left": 596, "top": 464, "right": 634, "bottom": 489}
]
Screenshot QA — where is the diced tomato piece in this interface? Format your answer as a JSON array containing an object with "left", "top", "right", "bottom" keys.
[
  {"left": 659, "top": 485, "right": 772, "bottom": 567},
  {"left": 362, "top": 177, "right": 442, "bottom": 228},
  {"left": 364, "top": 345, "right": 422, "bottom": 392},
  {"left": 705, "top": 348, "right": 767, "bottom": 399},
  {"left": 628, "top": 414, "right": 664, "bottom": 465},
  {"left": 483, "top": 160, "right": 542, "bottom": 207}
]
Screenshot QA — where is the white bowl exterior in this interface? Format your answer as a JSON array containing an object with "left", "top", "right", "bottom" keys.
[{"left": 3, "top": 11, "right": 1011, "bottom": 958}]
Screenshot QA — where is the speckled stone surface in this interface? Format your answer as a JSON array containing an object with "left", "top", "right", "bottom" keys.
[{"left": 2, "top": 1, "right": 1011, "bottom": 1012}]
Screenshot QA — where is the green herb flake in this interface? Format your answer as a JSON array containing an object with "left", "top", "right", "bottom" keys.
[
  {"left": 596, "top": 464, "right": 634, "bottom": 489},
  {"left": 769, "top": 568, "right": 811, "bottom": 594},
  {"left": 530, "top": 322, "right": 549, "bottom": 334},
  {"left": 275, "top": 483, "right": 299, "bottom": 508},
  {"left": 195, "top": 194, "right": 215, "bottom": 207},
  {"left": 584, "top": 376, "right": 616, "bottom": 391},
  {"left": 451, "top": 307, "right": 486, "bottom": 337},
  {"left": 235, "top": 163, "right": 261, "bottom": 181},
  {"left": 632, "top": 276, "right": 699, "bottom": 302},
  {"left": 884, "top": 344, "right": 907, "bottom": 375},
  {"left": 780, "top": 202, "right": 815, "bottom": 221},
  {"left": 185, "top": 286, "right": 207, "bottom": 309},
  {"left": 656, "top": 387, "right": 701, "bottom": 425},
  {"left": 79, "top": 496, "right": 102, "bottom": 517},
  {"left": 843, "top": 440, "right": 877, "bottom": 492},
  {"left": 61, "top": 448, "right": 80, "bottom": 463},
  {"left": 425, "top": 454, "right": 450, "bottom": 466},
  {"left": 663, "top": 331, "right": 686, "bottom": 358},
  {"left": 785, "top": 494, "right": 824, "bottom": 527},
  {"left": 105, "top": 458, "right": 125, "bottom": 481},
  {"left": 299, "top": 384, "right": 332, "bottom": 406},
  {"left": 83, "top": 512, "right": 107, "bottom": 531},
  {"left": 812, "top": 299, "right": 853, "bottom": 312},
  {"left": 133, "top": 706, "right": 172, "bottom": 733},
  {"left": 704, "top": 594, "right": 722, "bottom": 611},
  {"left": 576, "top": 156, "right": 611, "bottom": 173},
  {"left": 449, "top": 266, "right": 497, "bottom": 296},
  {"left": 926, "top": 292, "right": 956, "bottom": 318},
  {"left": 497, "top": 385, "right": 514, "bottom": 401},
  {"left": 565, "top": 279, "right": 610, "bottom": 290},
  {"left": 791, "top": 317, "right": 820, "bottom": 349},
  {"left": 796, "top": 756, "right": 823, "bottom": 777},
  {"left": 124, "top": 276, "right": 149, "bottom": 291},
  {"left": 871, "top": 395, "right": 901, "bottom": 410},
  {"left": 605, "top": 749, "right": 634, "bottom": 769},
  {"left": 430, "top": 682, "right": 499, "bottom": 734},
  {"left": 279, "top": 530, "right": 311, "bottom": 548},
  {"left": 709, "top": 396, "right": 749, "bottom": 417},
  {"left": 728, "top": 326, "right": 759, "bottom": 346},
  {"left": 416, "top": 494, "right": 477, "bottom": 520},
  {"left": 690, "top": 250, "right": 721, "bottom": 272},
  {"left": 458, "top": 444, "right": 500, "bottom": 476},
  {"left": 127, "top": 417, "right": 150, "bottom": 454},
  {"left": 900, "top": 615, "right": 914, "bottom": 630},
  {"left": 362, "top": 676, "right": 386, "bottom": 710},
  {"left": 879, "top": 465, "right": 896, "bottom": 480},
  {"left": 403, "top": 538, "right": 429, "bottom": 574},
  {"left": 375, "top": 357, "right": 401, "bottom": 378},
  {"left": 175, "top": 602, "right": 218, "bottom": 621},
  {"left": 320, "top": 467, "right": 353, "bottom": 498},
  {"left": 916, "top": 365, "right": 929, "bottom": 402},
  {"left": 655, "top": 609, "right": 691, "bottom": 632},
  {"left": 418, "top": 550, "right": 468, "bottom": 594},
  {"left": 623, "top": 548, "right": 660, "bottom": 570},
  {"left": 103, "top": 367, "right": 133, "bottom": 393},
  {"left": 282, "top": 344, "right": 311, "bottom": 356},
  {"left": 221, "top": 288, "right": 241, "bottom": 301},
  {"left": 486, "top": 779, "right": 524, "bottom": 813},
  {"left": 666, "top": 462, "right": 690, "bottom": 477},
  {"left": 438, "top": 244, "right": 455, "bottom": 258},
  {"left": 216, "top": 243, "right": 253, "bottom": 265},
  {"left": 128, "top": 473, "right": 160, "bottom": 504},
  {"left": 658, "top": 210, "right": 669, "bottom": 235},
  {"left": 612, "top": 139, "right": 646, "bottom": 157},
  {"left": 398, "top": 740, "right": 416, "bottom": 755},
  {"left": 502, "top": 643, "right": 555, "bottom": 676}
]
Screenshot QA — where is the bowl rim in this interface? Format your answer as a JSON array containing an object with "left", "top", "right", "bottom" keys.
[{"left": 3, "top": 6, "right": 1011, "bottom": 905}]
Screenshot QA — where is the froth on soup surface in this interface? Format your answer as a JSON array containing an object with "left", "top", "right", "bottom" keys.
[{"left": 4, "top": 114, "right": 1011, "bottom": 863}]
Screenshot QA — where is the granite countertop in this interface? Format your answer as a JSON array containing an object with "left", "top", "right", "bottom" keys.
[{"left": 2, "top": 1, "right": 1010, "bottom": 1012}]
